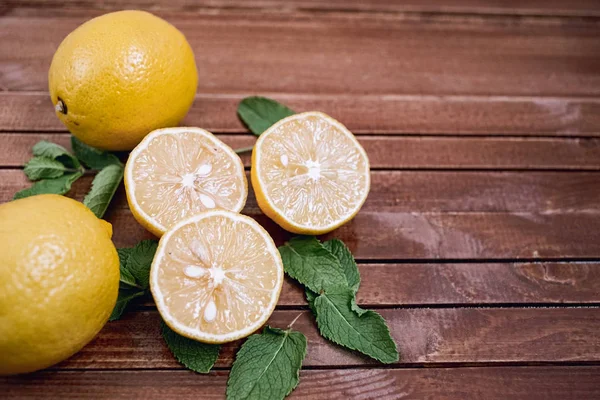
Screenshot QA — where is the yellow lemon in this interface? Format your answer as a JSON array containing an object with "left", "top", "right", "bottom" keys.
[
  {"left": 151, "top": 210, "right": 283, "bottom": 343},
  {"left": 251, "top": 112, "right": 370, "bottom": 235},
  {"left": 48, "top": 10, "right": 198, "bottom": 151},
  {"left": 0, "top": 195, "right": 120, "bottom": 375},
  {"left": 125, "top": 127, "right": 247, "bottom": 237}
]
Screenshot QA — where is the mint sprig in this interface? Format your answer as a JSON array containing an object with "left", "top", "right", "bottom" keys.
[
  {"left": 227, "top": 326, "right": 307, "bottom": 400},
  {"left": 237, "top": 96, "right": 295, "bottom": 136},
  {"left": 15, "top": 137, "right": 123, "bottom": 219},
  {"left": 280, "top": 236, "right": 399, "bottom": 364}
]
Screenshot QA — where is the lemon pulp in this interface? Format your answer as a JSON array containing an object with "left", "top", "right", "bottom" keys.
[
  {"left": 151, "top": 210, "right": 283, "bottom": 343},
  {"left": 252, "top": 111, "right": 370, "bottom": 234}
]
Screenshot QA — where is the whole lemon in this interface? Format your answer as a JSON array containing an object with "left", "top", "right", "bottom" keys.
[
  {"left": 48, "top": 10, "right": 198, "bottom": 151},
  {"left": 0, "top": 195, "right": 120, "bottom": 375}
]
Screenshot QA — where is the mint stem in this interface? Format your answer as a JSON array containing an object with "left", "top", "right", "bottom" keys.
[
  {"left": 234, "top": 145, "right": 254, "bottom": 154},
  {"left": 287, "top": 312, "right": 303, "bottom": 329}
]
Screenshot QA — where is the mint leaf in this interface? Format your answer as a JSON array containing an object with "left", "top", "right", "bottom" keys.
[
  {"left": 323, "top": 239, "right": 360, "bottom": 293},
  {"left": 237, "top": 96, "right": 295, "bottom": 136},
  {"left": 83, "top": 164, "right": 124, "bottom": 219},
  {"left": 24, "top": 156, "right": 67, "bottom": 181},
  {"left": 313, "top": 286, "right": 398, "bottom": 364},
  {"left": 227, "top": 326, "right": 307, "bottom": 400},
  {"left": 32, "top": 140, "right": 80, "bottom": 169},
  {"left": 161, "top": 321, "right": 220, "bottom": 374},
  {"left": 279, "top": 236, "right": 347, "bottom": 294},
  {"left": 126, "top": 240, "right": 158, "bottom": 289},
  {"left": 71, "top": 136, "right": 122, "bottom": 169},
  {"left": 116, "top": 248, "right": 138, "bottom": 288},
  {"left": 109, "top": 286, "right": 145, "bottom": 321},
  {"left": 13, "top": 171, "right": 83, "bottom": 200}
]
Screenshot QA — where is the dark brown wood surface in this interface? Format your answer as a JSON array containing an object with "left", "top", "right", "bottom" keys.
[{"left": 1, "top": 1, "right": 599, "bottom": 399}]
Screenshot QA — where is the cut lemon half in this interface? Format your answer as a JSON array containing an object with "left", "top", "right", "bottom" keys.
[
  {"left": 125, "top": 127, "right": 247, "bottom": 237},
  {"left": 251, "top": 111, "right": 370, "bottom": 235},
  {"left": 150, "top": 210, "right": 284, "bottom": 343}
]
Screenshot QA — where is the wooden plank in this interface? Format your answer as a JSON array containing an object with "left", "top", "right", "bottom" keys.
[
  {"left": 99, "top": 209, "right": 600, "bottom": 258},
  {"left": 1, "top": 15, "right": 600, "bottom": 96},
  {"left": 3, "top": 93, "right": 600, "bottom": 136},
  {"left": 31, "top": 308, "right": 600, "bottom": 369},
  {"left": 6, "top": 0, "right": 600, "bottom": 17},
  {"left": 3, "top": 170, "right": 600, "bottom": 259},
  {"left": 3, "top": 367, "right": 600, "bottom": 399},
  {"left": 5, "top": 133, "right": 600, "bottom": 170},
  {"left": 4, "top": 170, "right": 600, "bottom": 214},
  {"left": 279, "top": 262, "right": 600, "bottom": 306}
]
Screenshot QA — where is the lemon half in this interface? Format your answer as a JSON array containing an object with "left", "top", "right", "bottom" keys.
[
  {"left": 151, "top": 210, "right": 284, "bottom": 343},
  {"left": 251, "top": 112, "right": 370, "bottom": 234}
]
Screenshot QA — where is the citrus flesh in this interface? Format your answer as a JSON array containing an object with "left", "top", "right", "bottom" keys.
[
  {"left": 251, "top": 112, "right": 370, "bottom": 234},
  {"left": 125, "top": 127, "right": 247, "bottom": 237},
  {"left": 0, "top": 194, "right": 119, "bottom": 375},
  {"left": 48, "top": 10, "right": 198, "bottom": 151},
  {"left": 151, "top": 210, "right": 283, "bottom": 343}
]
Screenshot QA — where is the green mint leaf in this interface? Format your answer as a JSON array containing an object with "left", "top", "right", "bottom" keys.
[
  {"left": 279, "top": 236, "right": 347, "bottom": 294},
  {"left": 323, "top": 239, "right": 360, "bottom": 293},
  {"left": 227, "top": 326, "right": 307, "bottom": 400},
  {"left": 126, "top": 240, "right": 158, "bottom": 289},
  {"left": 13, "top": 171, "right": 83, "bottom": 200},
  {"left": 23, "top": 156, "right": 67, "bottom": 181},
  {"left": 313, "top": 286, "right": 399, "bottom": 364},
  {"left": 109, "top": 286, "right": 145, "bottom": 321},
  {"left": 32, "top": 140, "right": 80, "bottom": 169},
  {"left": 71, "top": 136, "right": 123, "bottom": 169},
  {"left": 237, "top": 96, "right": 295, "bottom": 136},
  {"left": 116, "top": 248, "right": 138, "bottom": 288},
  {"left": 83, "top": 164, "right": 124, "bottom": 219},
  {"left": 161, "top": 321, "right": 220, "bottom": 374}
]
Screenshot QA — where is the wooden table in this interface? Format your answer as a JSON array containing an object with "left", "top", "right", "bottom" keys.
[{"left": 2, "top": 1, "right": 600, "bottom": 398}]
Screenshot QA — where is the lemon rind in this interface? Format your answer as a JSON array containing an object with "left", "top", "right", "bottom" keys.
[
  {"left": 150, "top": 209, "right": 284, "bottom": 344},
  {"left": 252, "top": 111, "right": 371, "bottom": 234},
  {"left": 125, "top": 127, "right": 248, "bottom": 237}
]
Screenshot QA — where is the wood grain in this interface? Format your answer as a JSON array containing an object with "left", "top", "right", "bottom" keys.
[
  {"left": 3, "top": 93, "right": 600, "bottom": 136},
  {"left": 3, "top": 170, "right": 600, "bottom": 259},
  {"left": 35, "top": 308, "right": 600, "bottom": 369},
  {"left": 4, "top": 170, "right": 600, "bottom": 214},
  {"left": 102, "top": 209, "right": 600, "bottom": 258},
  {"left": 5, "top": 133, "right": 600, "bottom": 169},
  {"left": 6, "top": 0, "right": 600, "bottom": 17},
  {"left": 2, "top": 15, "right": 600, "bottom": 96},
  {"left": 3, "top": 366, "right": 600, "bottom": 399}
]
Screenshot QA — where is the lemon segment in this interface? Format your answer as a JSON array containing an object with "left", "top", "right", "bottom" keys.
[
  {"left": 150, "top": 210, "right": 284, "bottom": 344},
  {"left": 125, "top": 127, "right": 248, "bottom": 237},
  {"left": 251, "top": 112, "right": 370, "bottom": 234}
]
